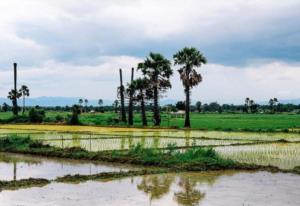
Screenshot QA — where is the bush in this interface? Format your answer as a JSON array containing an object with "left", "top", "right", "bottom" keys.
[
  {"left": 28, "top": 108, "right": 45, "bottom": 123},
  {"left": 55, "top": 115, "right": 64, "bottom": 122}
]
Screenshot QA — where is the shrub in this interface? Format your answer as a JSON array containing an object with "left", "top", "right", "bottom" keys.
[{"left": 28, "top": 108, "right": 45, "bottom": 123}]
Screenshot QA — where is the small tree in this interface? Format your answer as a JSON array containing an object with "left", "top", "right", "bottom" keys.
[
  {"left": 2, "top": 103, "right": 9, "bottom": 112},
  {"left": 98, "top": 99, "right": 103, "bottom": 112},
  {"left": 195, "top": 101, "right": 202, "bottom": 113},
  {"left": 69, "top": 105, "right": 81, "bottom": 125},
  {"left": 19, "top": 85, "right": 30, "bottom": 114}
]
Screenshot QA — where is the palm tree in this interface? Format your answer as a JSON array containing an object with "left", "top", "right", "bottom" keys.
[
  {"left": 245, "top": 97, "right": 250, "bottom": 113},
  {"left": 130, "top": 78, "right": 149, "bottom": 126},
  {"left": 269, "top": 98, "right": 278, "bottom": 113},
  {"left": 84, "top": 99, "right": 88, "bottom": 112},
  {"left": 174, "top": 47, "right": 207, "bottom": 128},
  {"left": 19, "top": 85, "right": 30, "bottom": 114},
  {"left": 138, "top": 53, "right": 173, "bottom": 126},
  {"left": 8, "top": 89, "right": 21, "bottom": 115}
]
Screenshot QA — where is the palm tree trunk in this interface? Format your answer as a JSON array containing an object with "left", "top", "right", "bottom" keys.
[
  {"left": 22, "top": 96, "right": 25, "bottom": 114},
  {"left": 184, "top": 85, "right": 191, "bottom": 128},
  {"left": 13, "top": 63, "right": 18, "bottom": 116},
  {"left": 153, "top": 85, "right": 160, "bottom": 126},
  {"left": 128, "top": 68, "right": 134, "bottom": 125},
  {"left": 140, "top": 89, "right": 147, "bottom": 126},
  {"left": 119, "top": 69, "right": 127, "bottom": 123}
]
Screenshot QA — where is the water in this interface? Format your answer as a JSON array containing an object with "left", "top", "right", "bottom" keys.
[
  {"left": 0, "top": 171, "right": 299, "bottom": 206},
  {"left": 0, "top": 153, "right": 139, "bottom": 181}
]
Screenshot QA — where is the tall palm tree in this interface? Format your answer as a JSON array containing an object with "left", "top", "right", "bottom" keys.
[
  {"left": 130, "top": 78, "right": 150, "bottom": 126},
  {"left": 138, "top": 53, "right": 173, "bottom": 126},
  {"left": 174, "top": 47, "right": 207, "bottom": 128},
  {"left": 19, "top": 85, "right": 30, "bottom": 114}
]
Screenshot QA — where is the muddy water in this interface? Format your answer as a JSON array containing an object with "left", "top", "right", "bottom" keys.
[
  {"left": 0, "top": 171, "right": 299, "bottom": 206},
  {"left": 0, "top": 153, "right": 139, "bottom": 181}
]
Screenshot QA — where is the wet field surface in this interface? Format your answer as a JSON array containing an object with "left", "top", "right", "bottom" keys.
[
  {"left": 0, "top": 152, "right": 139, "bottom": 181},
  {"left": 0, "top": 171, "right": 299, "bottom": 206}
]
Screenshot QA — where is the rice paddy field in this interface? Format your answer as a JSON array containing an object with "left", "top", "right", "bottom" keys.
[
  {"left": 1, "top": 124, "right": 300, "bottom": 205},
  {"left": 1, "top": 111, "right": 300, "bottom": 131},
  {"left": 0, "top": 124, "right": 299, "bottom": 170}
]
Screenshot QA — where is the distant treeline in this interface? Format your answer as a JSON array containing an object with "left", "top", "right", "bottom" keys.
[{"left": 2, "top": 101, "right": 300, "bottom": 114}]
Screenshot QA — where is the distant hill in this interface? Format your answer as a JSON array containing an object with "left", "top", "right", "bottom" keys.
[{"left": 0, "top": 97, "right": 113, "bottom": 107}]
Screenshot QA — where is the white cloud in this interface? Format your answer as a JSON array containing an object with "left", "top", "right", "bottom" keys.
[{"left": 1, "top": 57, "right": 299, "bottom": 103}]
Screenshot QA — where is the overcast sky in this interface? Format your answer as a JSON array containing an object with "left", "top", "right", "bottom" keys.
[{"left": 0, "top": 0, "right": 299, "bottom": 104}]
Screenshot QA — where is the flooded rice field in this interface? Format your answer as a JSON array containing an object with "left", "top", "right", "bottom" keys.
[
  {"left": 0, "top": 153, "right": 138, "bottom": 181},
  {"left": 0, "top": 171, "right": 299, "bottom": 206},
  {"left": 0, "top": 127, "right": 300, "bottom": 170}
]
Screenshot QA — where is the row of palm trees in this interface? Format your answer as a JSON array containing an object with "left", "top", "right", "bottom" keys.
[{"left": 120, "top": 47, "right": 207, "bottom": 128}]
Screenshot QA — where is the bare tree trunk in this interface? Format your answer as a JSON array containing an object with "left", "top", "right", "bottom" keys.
[
  {"left": 22, "top": 96, "right": 25, "bottom": 114},
  {"left": 13, "top": 63, "right": 18, "bottom": 116},
  {"left": 140, "top": 89, "right": 147, "bottom": 126},
  {"left": 119, "top": 69, "right": 127, "bottom": 123},
  {"left": 153, "top": 84, "right": 160, "bottom": 126},
  {"left": 128, "top": 68, "right": 134, "bottom": 125},
  {"left": 184, "top": 85, "right": 191, "bottom": 128}
]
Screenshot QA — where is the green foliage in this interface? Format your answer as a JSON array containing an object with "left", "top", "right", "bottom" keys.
[
  {"left": 69, "top": 105, "right": 81, "bottom": 125},
  {"left": 29, "top": 108, "right": 45, "bottom": 123}
]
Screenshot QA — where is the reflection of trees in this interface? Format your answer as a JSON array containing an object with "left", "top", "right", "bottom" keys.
[
  {"left": 13, "top": 161, "right": 17, "bottom": 181},
  {"left": 137, "top": 174, "right": 175, "bottom": 201},
  {"left": 174, "top": 176, "right": 205, "bottom": 206}
]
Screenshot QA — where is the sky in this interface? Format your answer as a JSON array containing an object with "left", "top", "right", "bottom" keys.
[{"left": 0, "top": 0, "right": 300, "bottom": 104}]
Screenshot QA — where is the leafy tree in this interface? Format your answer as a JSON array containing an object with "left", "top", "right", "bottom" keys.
[
  {"left": 176, "top": 101, "right": 185, "bottom": 110},
  {"left": 174, "top": 47, "right": 207, "bottom": 127},
  {"left": 69, "top": 105, "right": 81, "bottom": 125},
  {"left": 2, "top": 103, "right": 9, "bottom": 112},
  {"left": 195, "top": 101, "right": 202, "bottom": 113},
  {"left": 7, "top": 89, "right": 21, "bottom": 115},
  {"left": 138, "top": 53, "right": 173, "bottom": 126},
  {"left": 28, "top": 108, "right": 45, "bottom": 123},
  {"left": 113, "top": 100, "right": 119, "bottom": 113},
  {"left": 19, "top": 85, "right": 30, "bottom": 114},
  {"left": 269, "top": 98, "right": 278, "bottom": 113}
]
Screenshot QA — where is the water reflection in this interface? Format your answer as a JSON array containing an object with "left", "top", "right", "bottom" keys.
[
  {"left": 136, "top": 172, "right": 225, "bottom": 206},
  {"left": 137, "top": 174, "right": 175, "bottom": 201},
  {"left": 0, "top": 153, "right": 139, "bottom": 181}
]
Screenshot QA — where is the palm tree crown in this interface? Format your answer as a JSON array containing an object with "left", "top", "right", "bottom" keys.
[{"left": 174, "top": 47, "right": 207, "bottom": 88}]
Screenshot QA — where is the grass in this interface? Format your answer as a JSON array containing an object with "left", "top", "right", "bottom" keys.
[
  {"left": 1, "top": 111, "right": 300, "bottom": 132},
  {"left": 0, "top": 136, "right": 237, "bottom": 171}
]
